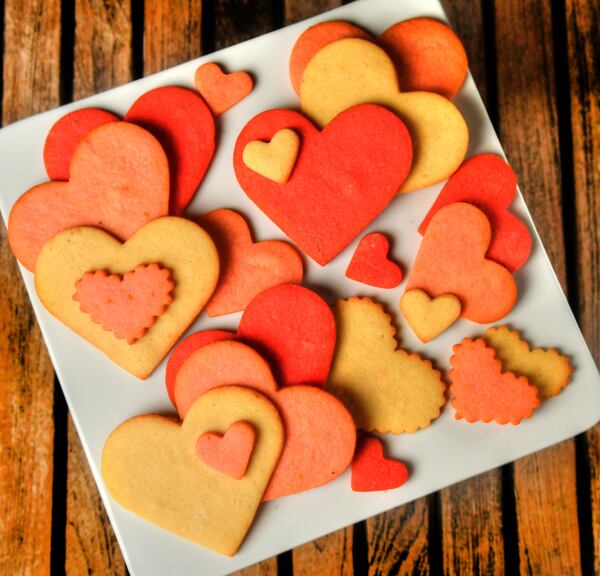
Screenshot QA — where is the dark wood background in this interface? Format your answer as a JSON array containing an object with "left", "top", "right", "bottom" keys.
[{"left": 0, "top": 0, "right": 597, "bottom": 574}]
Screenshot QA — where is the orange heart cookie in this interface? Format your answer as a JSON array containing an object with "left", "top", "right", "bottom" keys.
[
  {"left": 195, "top": 62, "right": 253, "bottom": 116},
  {"left": 327, "top": 297, "right": 446, "bottom": 434},
  {"left": 102, "top": 386, "right": 283, "bottom": 556},
  {"left": 406, "top": 203, "right": 516, "bottom": 323},
  {"left": 346, "top": 232, "right": 403, "bottom": 288},
  {"left": 400, "top": 289, "right": 461, "bottom": 342},
  {"left": 8, "top": 122, "right": 169, "bottom": 271},
  {"left": 35, "top": 217, "right": 219, "bottom": 379}
]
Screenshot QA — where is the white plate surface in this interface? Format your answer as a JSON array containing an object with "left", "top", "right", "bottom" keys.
[{"left": 0, "top": 0, "right": 598, "bottom": 574}]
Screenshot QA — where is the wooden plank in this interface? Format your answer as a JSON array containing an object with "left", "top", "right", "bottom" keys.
[
  {"left": 565, "top": 0, "right": 600, "bottom": 572},
  {"left": 285, "top": 0, "right": 340, "bottom": 26},
  {"left": 64, "top": 2, "right": 132, "bottom": 573},
  {"left": 215, "top": 0, "right": 277, "bottom": 50},
  {"left": 437, "top": 3, "right": 505, "bottom": 575},
  {"left": 495, "top": 1, "right": 582, "bottom": 574},
  {"left": 0, "top": 1, "right": 61, "bottom": 575}
]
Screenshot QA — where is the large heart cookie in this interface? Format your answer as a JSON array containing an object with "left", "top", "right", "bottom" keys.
[
  {"left": 407, "top": 203, "right": 517, "bottom": 323},
  {"left": 327, "top": 297, "right": 446, "bottom": 434},
  {"left": 300, "top": 37, "right": 468, "bottom": 192},
  {"left": 173, "top": 340, "right": 356, "bottom": 500},
  {"left": 102, "top": 386, "right": 283, "bottom": 555},
  {"left": 234, "top": 104, "right": 412, "bottom": 265},
  {"left": 35, "top": 217, "right": 219, "bottom": 379},
  {"left": 9, "top": 122, "right": 169, "bottom": 271}
]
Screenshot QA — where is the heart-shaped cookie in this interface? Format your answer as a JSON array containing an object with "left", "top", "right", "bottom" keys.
[
  {"left": 200, "top": 209, "right": 303, "bottom": 317},
  {"left": 9, "top": 122, "right": 169, "bottom": 272},
  {"left": 351, "top": 436, "right": 409, "bottom": 492},
  {"left": 327, "top": 297, "right": 446, "bottom": 434},
  {"left": 407, "top": 203, "right": 517, "bottom": 323},
  {"left": 102, "top": 386, "right": 283, "bottom": 555},
  {"left": 400, "top": 289, "right": 461, "bottom": 342},
  {"left": 234, "top": 104, "right": 412, "bottom": 265},
  {"left": 194, "top": 62, "right": 253, "bottom": 116},
  {"left": 173, "top": 340, "right": 356, "bottom": 500},
  {"left": 242, "top": 128, "right": 300, "bottom": 183},
  {"left": 35, "top": 217, "right": 219, "bottom": 379},
  {"left": 300, "top": 37, "right": 468, "bottom": 192},
  {"left": 419, "top": 154, "right": 531, "bottom": 272},
  {"left": 449, "top": 337, "right": 540, "bottom": 424},
  {"left": 346, "top": 232, "right": 403, "bottom": 288}
]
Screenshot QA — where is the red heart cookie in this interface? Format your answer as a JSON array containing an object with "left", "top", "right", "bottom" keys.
[
  {"left": 346, "top": 232, "right": 403, "bottom": 288},
  {"left": 419, "top": 154, "right": 531, "bottom": 272},
  {"left": 351, "top": 436, "right": 408, "bottom": 492},
  {"left": 8, "top": 121, "right": 169, "bottom": 271},
  {"left": 449, "top": 337, "right": 540, "bottom": 424},
  {"left": 233, "top": 104, "right": 412, "bottom": 265},
  {"left": 196, "top": 421, "right": 256, "bottom": 480},
  {"left": 125, "top": 86, "right": 215, "bottom": 215},
  {"left": 174, "top": 340, "right": 356, "bottom": 500},
  {"left": 407, "top": 203, "right": 516, "bottom": 323},
  {"left": 73, "top": 263, "right": 174, "bottom": 344},
  {"left": 200, "top": 209, "right": 303, "bottom": 317},
  {"left": 43, "top": 108, "right": 119, "bottom": 180},
  {"left": 194, "top": 63, "right": 253, "bottom": 116}
]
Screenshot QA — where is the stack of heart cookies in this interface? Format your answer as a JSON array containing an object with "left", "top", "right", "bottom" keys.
[{"left": 6, "top": 15, "right": 573, "bottom": 558}]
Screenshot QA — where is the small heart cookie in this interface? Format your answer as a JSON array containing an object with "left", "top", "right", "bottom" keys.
[
  {"left": 400, "top": 289, "right": 461, "bottom": 342},
  {"left": 102, "top": 386, "right": 283, "bottom": 555},
  {"left": 242, "top": 128, "right": 300, "bottom": 184},
  {"left": 195, "top": 62, "right": 253, "bottom": 116},
  {"left": 346, "top": 232, "right": 403, "bottom": 288},
  {"left": 35, "top": 217, "right": 219, "bottom": 379},
  {"left": 351, "top": 436, "right": 408, "bottom": 492}
]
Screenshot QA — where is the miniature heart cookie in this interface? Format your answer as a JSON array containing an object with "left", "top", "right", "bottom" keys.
[
  {"left": 234, "top": 105, "right": 412, "bottom": 265},
  {"left": 400, "top": 289, "right": 461, "bottom": 342},
  {"left": 407, "top": 203, "right": 516, "bottom": 323},
  {"left": 9, "top": 122, "right": 169, "bottom": 271},
  {"left": 102, "top": 386, "right": 283, "bottom": 556},
  {"left": 35, "top": 217, "right": 219, "bottom": 379},
  {"left": 174, "top": 340, "right": 356, "bottom": 500},
  {"left": 300, "top": 37, "right": 468, "bottom": 192},
  {"left": 346, "top": 232, "right": 403, "bottom": 288},
  {"left": 200, "top": 209, "right": 303, "bottom": 317},
  {"left": 242, "top": 128, "right": 301, "bottom": 184},
  {"left": 327, "top": 297, "right": 446, "bottom": 434},
  {"left": 351, "top": 436, "right": 409, "bottom": 492},
  {"left": 195, "top": 62, "right": 253, "bottom": 116}
]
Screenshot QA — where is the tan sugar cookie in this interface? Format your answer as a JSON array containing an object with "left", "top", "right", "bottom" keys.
[
  {"left": 242, "top": 128, "right": 300, "bottom": 183},
  {"left": 400, "top": 288, "right": 461, "bottom": 342}
]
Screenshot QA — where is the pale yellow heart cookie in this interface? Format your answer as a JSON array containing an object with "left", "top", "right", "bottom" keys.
[
  {"left": 483, "top": 325, "right": 573, "bottom": 398},
  {"left": 327, "top": 296, "right": 446, "bottom": 434},
  {"left": 300, "top": 38, "right": 468, "bottom": 193},
  {"left": 102, "top": 386, "right": 284, "bottom": 556},
  {"left": 400, "top": 288, "right": 461, "bottom": 342},
  {"left": 35, "top": 217, "right": 219, "bottom": 379},
  {"left": 242, "top": 128, "right": 300, "bottom": 183}
]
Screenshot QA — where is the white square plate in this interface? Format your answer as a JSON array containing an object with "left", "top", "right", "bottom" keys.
[{"left": 0, "top": 0, "right": 598, "bottom": 574}]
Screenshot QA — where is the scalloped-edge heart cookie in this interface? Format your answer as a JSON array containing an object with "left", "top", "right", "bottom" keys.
[
  {"left": 300, "top": 37, "right": 468, "bottom": 193},
  {"left": 400, "top": 289, "right": 461, "bottom": 342},
  {"left": 346, "top": 232, "right": 403, "bottom": 288},
  {"left": 242, "top": 128, "right": 300, "bottom": 184},
  {"left": 195, "top": 62, "right": 253, "bottom": 116},
  {"left": 200, "top": 209, "right": 303, "bottom": 317},
  {"left": 483, "top": 325, "right": 573, "bottom": 399},
  {"left": 449, "top": 337, "right": 540, "bottom": 424},
  {"left": 102, "top": 386, "right": 284, "bottom": 556},
  {"left": 35, "top": 217, "right": 219, "bottom": 379},
  {"left": 327, "top": 296, "right": 446, "bottom": 434},
  {"left": 351, "top": 436, "right": 409, "bottom": 492}
]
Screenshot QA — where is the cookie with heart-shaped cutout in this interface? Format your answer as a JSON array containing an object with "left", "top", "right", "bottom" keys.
[
  {"left": 200, "top": 209, "right": 303, "bottom": 317},
  {"left": 35, "top": 217, "right": 219, "bottom": 379},
  {"left": 300, "top": 37, "right": 468, "bottom": 193},
  {"left": 351, "top": 436, "right": 409, "bottom": 492},
  {"left": 9, "top": 122, "right": 170, "bottom": 272},
  {"left": 449, "top": 337, "right": 540, "bottom": 424},
  {"left": 346, "top": 232, "right": 403, "bottom": 288},
  {"left": 327, "top": 296, "right": 446, "bottom": 434},
  {"left": 400, "top": 289, "right": 461, "bottom": 342},
  {"left": 173, "top": 339, "right": 356, "bottom": 500},
  {"left": 195, "top": 62, "right": 253, "bottom": 115},
  {"left": 102, "top": 386, "right": 283, "bottom": 555},
  {"left": 419, "top": 154, "right": 531, "bottom": 272},
  {"left": 407, "top": 203, "right": 516, "bottom": 323},
  {"left": 234, "top": 105, "right": 412, "bottom": 265}
]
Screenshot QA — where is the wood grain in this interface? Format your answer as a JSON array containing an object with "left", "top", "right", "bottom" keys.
[
  {"left": 495, "top": 1, "right": 582, "bottom": 574},
  {"left": 285, "top": 0, "right": 340, "bottom": 26},
  {"left": 0, "top": 1, "right": 60, "bottom": 574},
  {"left": 65, "top": 3, "right": 132, "bottom": 573},
  {"left": 565, "top": 0, "right": 600, "bottom": 573},
  {"left": 215, "top": 0, "right": 278, "bottom": 50}
]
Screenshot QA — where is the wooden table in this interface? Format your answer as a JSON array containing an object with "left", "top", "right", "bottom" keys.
[{"left": 0, "top": 1, "right": 597, "bottom": 574}]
